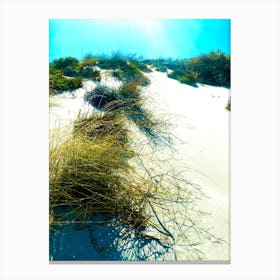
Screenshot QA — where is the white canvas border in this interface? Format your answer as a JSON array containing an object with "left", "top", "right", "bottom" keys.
[{"left": 0, "top": 0, "right": 279, "bottom": 279}]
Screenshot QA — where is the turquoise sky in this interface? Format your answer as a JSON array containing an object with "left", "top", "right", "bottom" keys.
[{"left": 49, "top": 19, "right": 230, "bottom": 62}]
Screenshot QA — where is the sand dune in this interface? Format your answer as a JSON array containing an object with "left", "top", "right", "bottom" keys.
[
  {"left": 49, "top": 71, "right": 230, "bottom": 261},
  {"left": 143, "top": 71, "right": 230, "bottom": 260}
]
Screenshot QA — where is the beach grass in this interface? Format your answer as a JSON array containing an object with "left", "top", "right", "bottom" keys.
[
  {"left": 49, "top": 106, "right": 223, "bottom": 259},
  {"left": 49, "top": 110, "right": 163, "bottom": 238},
  {"left": 84, "top": 81, "right": 169, "bottom": 143},
  {"left": 49, "top": 53, "right": 227, "bottom": 260}
]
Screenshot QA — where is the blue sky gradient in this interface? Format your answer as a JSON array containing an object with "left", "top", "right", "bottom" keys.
[{"left": 49, "top": 19, "right": 230, "bottom": 62}]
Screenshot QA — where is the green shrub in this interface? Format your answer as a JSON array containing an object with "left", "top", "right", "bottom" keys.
[
  {"left": 97, "top": 57, "right": 128, "bottom": 70},
  {"left": 186, "top": 50, "right": 230, "bottom": 87},
  {"left": 50, "top": 57, "right": 80, "bottom": 77},
  {"left": 68, "top": 77, "right": 83, "bottom": 89},
  {"left": 178, "top": 70, "right": 198, "bottom": 87},
  {"left": 80, "top": 57, "right": 98, "bottom": 67},
  {"left": 51, "top": 57, "right": 79, "bottom": 71},
  {"left": 143, "top": 58, "right": 172, "bottom": 71},
  {"left": 129, "top": 59, "right": 152, "bottom": 73},
  {"left": 155, "top": 65, "right": 168, "bottom": 72},
  {"left": 112, "top": 62, "right": 150, "bottom": 86},
  {"left": 79, "top": 66, "right": 101, "bottom": 81},
  {"left": 63, "top": 65, "right": 79, "bottom": 77},
  {"left": 49, "top": 67, "right": 61, "bottom": 75},
  {"left": 164, "top": 51, "right": 230, "bottom": 87},
  {"left": 49, "top": 72, "right": 82, "bottom": 94},
  {"left": 56, "top": 57, "right": 78, "bottom": 68}
]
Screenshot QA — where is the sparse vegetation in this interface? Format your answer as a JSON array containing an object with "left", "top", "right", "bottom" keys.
[
  {"left": 49, "top": 54, "right": 152, "bottom": 95},
  {"left": 143, "top": 58, "right": 173, "bottom": 72},
  {"left": 79, "top": 66, "right": 101, "bottom": 81},
  {"left": 49, "top": 52, "right": 228, "bottom": 260},
  {"left": 129, "top": 59, "right": 153, "bottom": 73},
  {"left": 167, "top": 50, "right": 230, "bottom": 87},
  {"left": 49, "top": 57, "right": 102, "bottom": 94},
  {"left": 155, "top": 65, "right": 168, "bottom": 72},
  {"left": 82, "top": 53, "right": 151, "bottom": 85},
  {"left": 187, "top": 50, "right": 230, "bottom": 87},
  {"left": 112, "top": 62, "right": 150, "bottom": 86},
  {"left": 177, "top": 70, "right": 198, "bottom": 87}
]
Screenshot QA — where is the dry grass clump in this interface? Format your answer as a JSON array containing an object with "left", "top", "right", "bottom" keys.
[
  {"left": 49, "top": 111, "right": 156, "bottom": 237},
  {"left": 84, "top": 82, "right": 172, "bottom": 146},
  {"left": 49, "top": 110, "right": 223, "bottom": 260}
]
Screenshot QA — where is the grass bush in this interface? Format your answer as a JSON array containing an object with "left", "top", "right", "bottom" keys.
[
  {"left": 81, "top": 53, "right": 150, "bottom": 86},
  {"left": 97, "top": 53, "right": 128, "bottom": 70},
  {"left": 50, "top": 112, "right": 155, "bottom": 235},
  {"left": 49, "top": 57, "right": 101, "bottom": 94},
  {"left": 84, "top": 82, "right": 142, "bottom": 111},
  {"left": 143, "top": 58, "right": 173, "bottom": 72},
  {"left": 79, "top": 66, "right": 101, "bottom": 81},
  {"left": 112, "top": 62, "right": 150, "bottom": 86},
  {"left": 51, "top": 57, "right": 80, "bottom": 70},
  {"left": 177, "top": 70, "right": 198, "bottom": 87},
  {"left": 80, "top": 57, "right": 98, "bottom": 67},
  {"left": 63, "top": 65, "right": 79, "bottom": 77},
  {"left": 155, "top": 65, "right": 168, "bottom": 72},
  {"left": 84, "top": 82, "right": 165, "bottom": 142},
  {"left": 84, "top": 84, "right": 121, "bottom": 108},
  {"left": 129, "top": 59, "right": 153, "bottom": 73},
  {"left": 167, "top": 51, "right": 230, "bottom": 87},
  {"left": 187, "top": 50, "right": 230, "bottom": 87},
  {"left": 49, "top": 72, "right": 83, "bottom": 94}
]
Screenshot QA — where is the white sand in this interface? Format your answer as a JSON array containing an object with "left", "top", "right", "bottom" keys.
[
  {"left": 49, "top": 80, "right": 96, "bottom": 131},
  {"left": 49, "top": 72, "right": 122, "bottom": 131},
  {"left": 143, "top": 71, "right": 230, "bottom": 260}
]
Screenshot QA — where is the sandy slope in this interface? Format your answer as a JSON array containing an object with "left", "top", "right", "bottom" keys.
[
  {"left": 143, "top": 71, "right": 230, "bottom": 260},
  {"left": 49, "top": 71, "right": 230, "bottom": 261}
]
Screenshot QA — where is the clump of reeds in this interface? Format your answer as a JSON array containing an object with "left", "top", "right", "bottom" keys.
[
  {"left": 84, "top": 81, "right": 171, "bottom": 145},
  {"left": 50, "top": 111, "right": 155, "bottom": 236}
]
